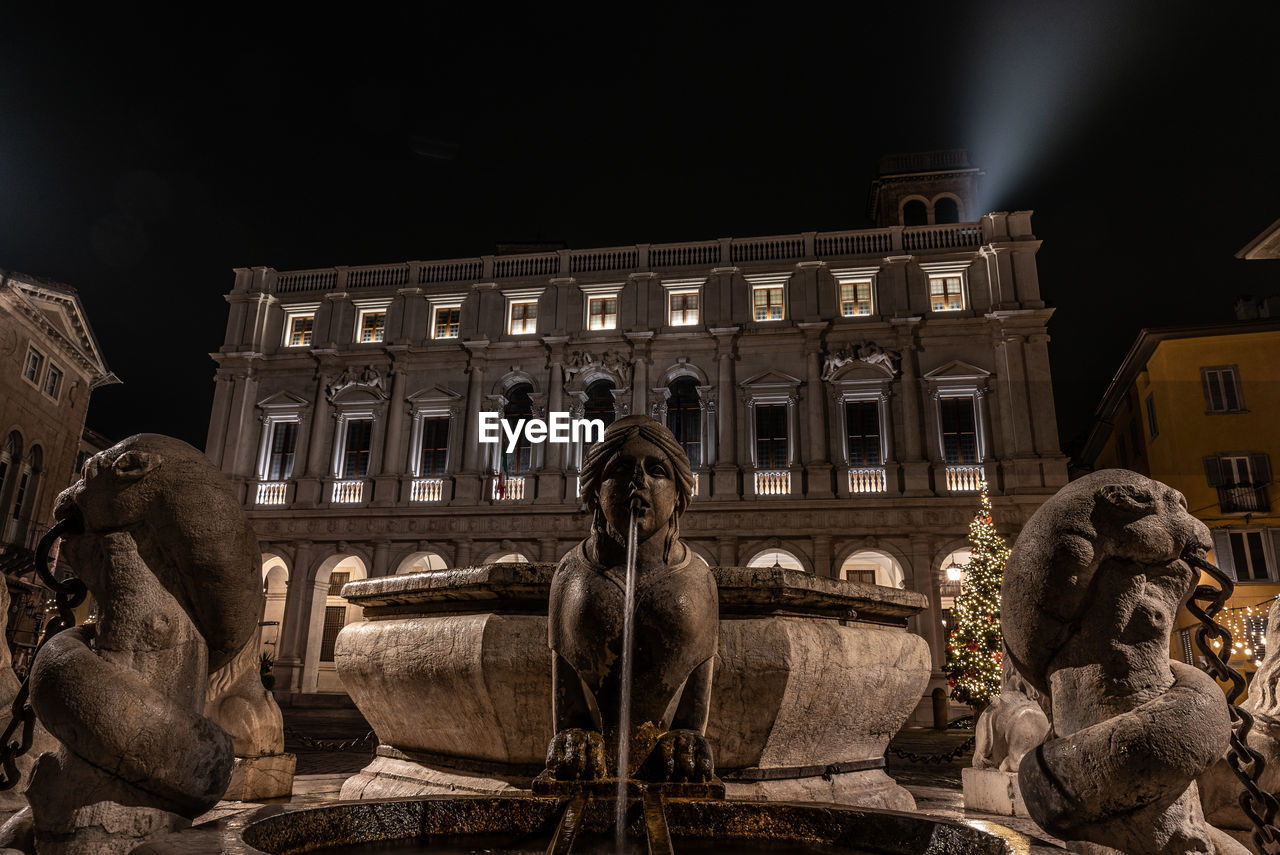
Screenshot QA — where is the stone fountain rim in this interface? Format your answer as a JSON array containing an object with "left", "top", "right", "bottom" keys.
[
  {"left": 340, "top": 562, "right": 926, "bottom": 622},
  {"left": 233, "top": 794, "right": 1021, "bottom": 855}
]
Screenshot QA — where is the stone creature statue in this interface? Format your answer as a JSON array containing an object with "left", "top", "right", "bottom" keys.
[
  {"left": 820, "top": 341, "right": 901, "bottom": 381},
  {"left": 15, "top": 434, "right": 262, "bottom": 855},
  {"left": 972, "top": 656, "right": 1050, "bottom": 774},
  {"left": 543, "top": 415, "right": 718, "bottom": 783},
  {"left": 1199, "top": 595, "right": 1280, "bottom": 850},
  {"left": 206, "top": 624, "right": 283, "bottom": 758},
  {"left": 1003, "top": 469, "right": 1247, "bottom": 855}
]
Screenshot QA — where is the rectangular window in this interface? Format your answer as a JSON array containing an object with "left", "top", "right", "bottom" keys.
[
  {"left": 287, "top": 314, "right": 314, "bottom": 346},
  {"left": 845, "top": 401, "right": 881, "bottom": 466},
  {"left": 267, "top": 421, "right": 298, "bottom": 481},
  {"left": 328, "top": 572, "right": 351, "bottom": 597},
  {"left": 840, "top": 281, "right": 873, "bottom": 317},
  {"left": 755, "top": 404, "right": 788, "bottom": 469},
  {"left": 342, "top": 419, "right": 373, "bottom": 479},
  {"left": 1229, "top": 530, "right": 1270, "bottom": 581},
  {"left": 753, "top": 286, "right": 785, "bottom": 321},
  {"left": 939, "top": 397, "right": 978, "bottom": 464},
  {"left": 667, "top": 409, "right": 702, "bottom": 469},
  {"left": 1202, "top": 366, "right": 1242, "bottom": 413},
  {"left": 1206, "top": 453, "right": 1271, "bottom": 513},
  {"left": 1146, "top": 393, "right": 1158, "bottom": 438},
  {"left": 319, "top": 605, "right": 346, "bottom": 661},
  {"left": 419, "top": 417, "right": 450, "bottom": 477},
  {"left": 22, "top": 348, "right": 43, "bottom": 384},
  {"left": 509, "top": 301, "right": 538, "bottom": 334},
  {"left": 42, "top": 365, "right": 62, "bottom": 399},
  {"left": 358, "top": 310, "right": 387, "bottom": 343},
  {"left": 588, "top": 297, "right": 618, "bottom": 330},
  {"left": 433, "top": 307, "right": 460, "bottom": 339},
  {"left": 929, "top": 275, "right": 965, "bottom": 311},
  {"left": 669, "top": 292, "right": 699, "bottom": 326}
]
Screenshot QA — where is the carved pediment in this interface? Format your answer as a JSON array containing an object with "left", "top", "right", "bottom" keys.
[
  {"left": 921, "top": 359, "right": 991, "bottom": 382},
  {"left": 822, "top": 341, "right": 901, "bottom": 381},
  {"left": 257, "top": 390, "right": 310, "bottom": 411},
  {"left": 327, "top": 365, "right": 387, "bottom": 402},
  {"left": 739, "top": 369, "right": 803, "bottom": 389},
  {"left": 406, "top": 385, "right": 464, "bottom": 406}
]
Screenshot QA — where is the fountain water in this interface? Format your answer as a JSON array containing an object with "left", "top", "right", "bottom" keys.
[{"left": 616, "top": 499, "right": 639, "bottom": 852}]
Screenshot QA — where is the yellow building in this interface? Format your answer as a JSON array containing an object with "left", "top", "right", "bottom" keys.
[{"left": 1078, "top": 315, "right": 1280, "bottom": 689}]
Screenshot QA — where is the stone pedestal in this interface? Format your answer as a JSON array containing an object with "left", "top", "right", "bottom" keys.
[
  {"left": 222, "top": 754, "right": 296, "bottom": 802},
  {"left": 962, "top": 766, "right": 1029, "bottom": 817},
  {"left": 335, "top": 563, "right": 930, "bottom": 810}
]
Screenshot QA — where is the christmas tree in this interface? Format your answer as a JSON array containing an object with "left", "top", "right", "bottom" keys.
[{"left": 945, "top": 483, "right": 1010, "bottom": 708}]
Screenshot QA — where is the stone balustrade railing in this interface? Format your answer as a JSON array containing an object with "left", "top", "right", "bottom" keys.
[{"left": 263, "top": 222, "right": 989, "bottom": 297}]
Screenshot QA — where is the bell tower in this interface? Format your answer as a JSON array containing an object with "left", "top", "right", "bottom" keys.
[{"left": 867, "top": 150, "right": 984, "bottom": 228}]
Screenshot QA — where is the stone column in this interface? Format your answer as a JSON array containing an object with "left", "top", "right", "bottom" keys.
[
  {"left": 711, "top": 328, "right": 740, "bottom": 498},
  {"left": 371, "top": 540, "right": 391, "bottom": 578},
  {"left": 799, "top": 323, "right": 832, "bottom": 498},
  {"left": 717, "top": 536, "right": 738, "bottom": 567},
  {"left": 455, "top": 343, "right": 488, "bottom": 504},
  {"left": 374, "top": 355, "right": 409, "bottom": 505},
  {"left": 205, "top": 372, "right": 235, "bottom": 470},
  {"left": 812, "top": 533, "right": 833, "bottom": 578},
  {"left": 453, "top": 539, "right": 473, "bottom": 570},
  {"left": 275, "top": 541, "right": 314, "bottom": 694},
  {"left": 892, "top": 319, "right": 930, "bottom": 497},
  {"left": 540, "top": 538, "right": 558, "bottom": 562},
  {"left": 907, "top": 534, "right": 944, "bottom": 674},
  {"left": 226, "top": 368, "right": 261, "bottom": 480},
  {"left": 538, "top": 338, "right": 567, "bottom": 504},
  {"left": 626, "top": 332, "right": 654, "bottom": 418}
]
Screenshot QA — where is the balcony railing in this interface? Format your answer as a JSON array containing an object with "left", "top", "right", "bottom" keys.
[
  {"left": 492, "top": 475, "right": 527, "bottom": 501},
  {"left": 332, "top": 480, "right": 365, "bottom": 504},
  {"left": 945, "top": 465, "right": 985, "bottom": 493},
  {"left": 755, "top": 470, "right": 791, "bottom": 496},
  {"left": 256, "top": 482, "right": 289, "bottom": 505},
  {"left": 1220, "top": 485, "right": 1269, "bottom": 514},
  {"left": 410, "top": 477, "right": 444, "bottom": 502},
  {"left": 255, "top": 222, "right": 989, "bottom": 296},
  {"left": 848, "top": 467, "right": 887, "bottom": 494}
]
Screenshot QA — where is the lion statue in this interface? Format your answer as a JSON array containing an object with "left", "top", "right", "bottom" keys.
[{"left": 1003, "top": 469, "right": 1247, "bottom": 855}]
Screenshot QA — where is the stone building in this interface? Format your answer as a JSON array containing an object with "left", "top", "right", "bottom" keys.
[
  {"left": 207, "top": 151, "right": 1068, "bottom": 716},
  {"left": 0, "top": 271, "right": 116, "bottom": 555}
]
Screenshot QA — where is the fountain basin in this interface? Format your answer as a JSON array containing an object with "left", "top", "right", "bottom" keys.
[
  {"left": 334, "top": 564, "right": 930, "bottom": 810},
  {"left": 235, "top": 795, "right": 1021, "bottom": 855}
]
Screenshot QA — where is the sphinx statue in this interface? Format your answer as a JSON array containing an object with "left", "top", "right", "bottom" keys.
[
  {"left": 1002, "top": 469, "right": 1248, "bottom": 855},
  {"left": 10, "top": 434, "right": 262, "bottom": 855},
  {"left": 542, "top": 415, "right": 718, "bottom": 784}
]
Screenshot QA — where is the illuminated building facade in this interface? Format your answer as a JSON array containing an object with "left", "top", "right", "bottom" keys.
[{"left": 207, "top": 151, "right": 1069, "bottom": 718}]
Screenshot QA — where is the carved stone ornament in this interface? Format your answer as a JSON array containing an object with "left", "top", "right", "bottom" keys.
[
  {"left": 326, "top": 364, "right": 386, "bottom": 401},
  {"left": 821, "top": 341, "right": 902, "bottom": 381},
  {"left": 563, "top": 349, "right": 633, "bottom": 387}
]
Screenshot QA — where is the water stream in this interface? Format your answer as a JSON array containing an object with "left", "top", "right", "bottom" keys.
[{"left": 615, "top": 501, "right": 640, "bottom": 852}]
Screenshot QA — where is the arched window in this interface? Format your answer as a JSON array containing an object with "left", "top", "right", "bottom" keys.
[
  {"left": 902, "top": 199, "right": 928, "bottom": 227},
  {"left": 9, "top": 446, "right": 41, "bottom": 546},
  {"left": 503, "top": 383, "right": 534, "bottom": 475},
  {"left": 666, "top": 377, "right": 701, "bottom": 468},
  {"left": 0, "top": 433, "right": 18, "bottom": 516},
  {"left": 934, "top": 197, "right": 960, "bottom": 224}
]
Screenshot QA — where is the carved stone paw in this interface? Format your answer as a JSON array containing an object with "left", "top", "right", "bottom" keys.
[
  {"left": 641, "top": 729, "right": 714, "bottom": 783},
  {"left": 545, "top": 728, "right": 607, "bottom": 781}
]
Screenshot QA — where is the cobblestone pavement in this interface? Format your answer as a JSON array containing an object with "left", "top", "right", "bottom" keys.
[{"left": 281, "top": 704, "right": 376, "bottom": 777}]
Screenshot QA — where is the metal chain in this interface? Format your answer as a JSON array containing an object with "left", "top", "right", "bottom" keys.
[
  {"left": 281, "top": 724, "right": 377, "bottom": 752},
  {"left": 0, "top": 519, "right": 85, "bottom": 790},
  {"left": 1186, "top": 550, "right": 1280, "bottom": 855},
  {"left": 886, "top": 734, "right": 975, "bottom": 764}
]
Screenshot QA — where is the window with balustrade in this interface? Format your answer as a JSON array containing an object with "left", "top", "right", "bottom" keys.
[
  {"left": 1230, "top": 531, "right": 1272, "bottom": 581},
  {"left": 1202, "top": 366, "right": 1244, "bottom": 414},
  {"left": 340, "top": 419, "right": 373, "bottom": 479},
  {"left": 940, "top": 397, "right": 979, "bottom": 465},
  {"left": 433, "top": 306, "right": 461, "bottom": 339},
  {"left": 845, "top": 401, "right": 881, "bottom": 467},
  {"left": 418, "top": 417, "right": 450, "bottom": 477},
  {"left": 1205, "top": 453, "right": 1271, "bottom": 514},
  {"left": 266, "top": 421, "right": 298, "bottom": 481},
  {"left": 755, "top": 404, "right": 788, "bottom": 470},
  {"left": 666, "top": 377, "right": 702, "bottom": 469}
]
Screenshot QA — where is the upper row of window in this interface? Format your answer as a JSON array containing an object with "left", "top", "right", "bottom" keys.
[
  {"left": 281, "top": 273, "right": 968, "bottom": 347},
  {"left": 20, "top": 347, "right": 63, "bottom": 401}
]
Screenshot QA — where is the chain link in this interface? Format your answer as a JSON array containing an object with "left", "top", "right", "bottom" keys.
[
  {"left": 0, "top": 519, "right": 85, "bottom": 790},
  {"left": 886, "top": 734, "right": 975, "bottom": 764},
  {"left": 281, "top": 725, "right": 377, "bottom": 753},
  {"left": 1186, "top": 549, "right": 1280, "bottom": 855}
]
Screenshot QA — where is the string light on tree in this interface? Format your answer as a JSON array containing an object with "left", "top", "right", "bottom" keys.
[{"left": 944, "top": 481, "right": 1010, "bottom": 708}]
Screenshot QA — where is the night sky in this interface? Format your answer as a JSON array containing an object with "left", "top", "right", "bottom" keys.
[{"left": 1, "top": 4, "right": 1276, "bottom": 455}]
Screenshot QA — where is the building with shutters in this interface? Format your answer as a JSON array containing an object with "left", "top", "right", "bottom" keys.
[
  {"left": 207, "top": 150, "right": 1069, "bottom": 718},
  {"left": 1077, "top": 310, "right": 1280, "bottom": 686}
]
